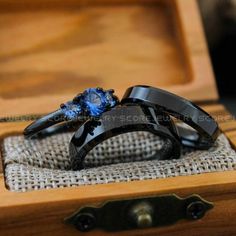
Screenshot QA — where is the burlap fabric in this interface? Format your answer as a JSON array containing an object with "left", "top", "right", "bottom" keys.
[{"left": 2, "top": 131, "right": 236, "bottom": 192}]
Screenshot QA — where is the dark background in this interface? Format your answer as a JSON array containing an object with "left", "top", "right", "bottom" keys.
[{"left": 199, "top": 0, "right": 236, "bottom": 115}]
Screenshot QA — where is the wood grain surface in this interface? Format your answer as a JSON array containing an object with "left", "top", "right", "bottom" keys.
[
  {"left": 0, "top": 103, "right": 235, "bottom": 235},
  {"left": 0, "top": 0, "right": 218, "bottom": 117}
]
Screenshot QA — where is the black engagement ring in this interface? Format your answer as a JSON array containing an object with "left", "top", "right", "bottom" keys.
[{"left": 24, "top": 88, "right": 119, "bottom": 138}]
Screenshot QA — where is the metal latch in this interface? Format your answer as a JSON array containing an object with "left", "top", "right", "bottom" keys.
[{"left": 65, "top": 194, "right": 213, "bottom": 232}]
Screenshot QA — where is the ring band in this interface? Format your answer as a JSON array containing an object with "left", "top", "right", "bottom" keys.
[
  {"left": 69, "top": 105, "right": 181, "bottom": 170},
  {"left": 24, "top": 88, "right": 119, "bottom": 138},
  {"left": 121, "top": 85, "right": 220, "bottom": 149}
]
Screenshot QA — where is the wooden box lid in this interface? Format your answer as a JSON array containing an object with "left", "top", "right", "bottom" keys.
[{"left": 0, "top": 0, "right": 218, "bottom": 118}]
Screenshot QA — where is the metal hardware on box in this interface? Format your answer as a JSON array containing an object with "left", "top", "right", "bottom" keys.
[{"left": 64, "top": 194, "right": 214, "bottom": 232}]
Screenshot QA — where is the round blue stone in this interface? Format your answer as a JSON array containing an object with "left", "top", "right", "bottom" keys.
[{"left": 83, "top": 88, "right": 107, "bottom": 117}]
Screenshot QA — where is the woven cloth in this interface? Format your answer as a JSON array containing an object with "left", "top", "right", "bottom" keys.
[{"left": 2, "top": 131, "right": 236, "bottom": 192}]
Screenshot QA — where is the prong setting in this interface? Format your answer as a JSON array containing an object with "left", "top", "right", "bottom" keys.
[{"left": 60, "top": 87, "right": 119, "bottom": 119}]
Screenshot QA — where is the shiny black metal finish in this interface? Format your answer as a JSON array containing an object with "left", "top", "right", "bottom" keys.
[
  {"left": 69, "top": 105, "right": 181, "bottom": 170},
  {"left": 23, "top": 109, "right": 67, "bottom": 138},
  {"left": 121, "top": 86, "right": 220, "bottom": 149},
  {"left": 25, "top": 119, "right": 82, "bottom": 139}
]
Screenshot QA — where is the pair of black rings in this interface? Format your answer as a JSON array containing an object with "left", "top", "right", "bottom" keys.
[{"left": 24, "top": 85, "right": 220, "bottom": 170}]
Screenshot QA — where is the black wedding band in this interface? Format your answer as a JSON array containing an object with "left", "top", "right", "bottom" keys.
[
  {"left": 121, "top": 85, "right": 220, "bottom": 149},
  {"left": 69, "top": 105, "right": 181, "bottom": 170}
]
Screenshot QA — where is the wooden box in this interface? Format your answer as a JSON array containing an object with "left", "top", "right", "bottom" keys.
[{"left": 1, "top": 0, "right": 236, "bottom": 235}]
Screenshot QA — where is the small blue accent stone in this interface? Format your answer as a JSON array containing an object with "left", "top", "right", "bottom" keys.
[
  {"left": 62, "top": 101, "right": 82, "bottom": 120},
  {"left": 105, "top": 91, "right": 117, "bottom": 107}
]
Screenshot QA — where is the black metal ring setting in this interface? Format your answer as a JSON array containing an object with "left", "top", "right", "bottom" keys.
[
  {"left": 69, "top": 105, "right": 181, "bottom": 170},
  {"left": 23, "top": 88, "right": 119, "bottom": 138},
  {"left": 121, "top": 85, "right": 220, "bottom": 149},
  {"left": 24, "top": 85, "right": 220, "bottom": 170}
]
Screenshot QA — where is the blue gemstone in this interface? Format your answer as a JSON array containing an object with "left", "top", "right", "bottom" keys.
[
  {"left": 83, "top": 88, "right": 107, "bottom": 117},
  {"left": 105, "top": 92, "right": 117, "bottom": 107},
  {"left": 82, "top": 88, "right": 117, "bottom": 117},
  {"left": 62, "top": 101, "right": 82, "bottom": 120}
]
